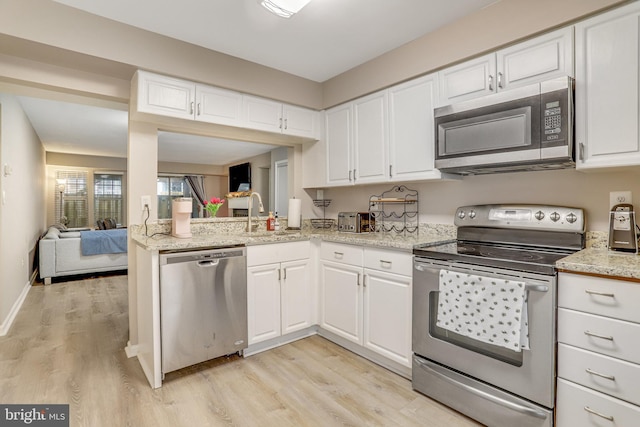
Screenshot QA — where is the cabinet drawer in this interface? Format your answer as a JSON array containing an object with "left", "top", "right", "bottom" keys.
[
  {"left": 556, "top": 379, "right": 640, "bottom": 427},
  {"left": 247, "top": 241, "right": 310, "bottom": 266},
  {"left": 364, "top": 248, "right": 412, "bottom": 276},
  {"left": 559, "top": 344, "right": 640, "bottom": 406},
  {"left": 558, "top": 308, "right": 640, "bottom": 364},
  {"left": 320, "top": 242, "right": 363, "bottom": 265},
  {"left": 559, "top": 273, "right": 640, "bottom": 323}
]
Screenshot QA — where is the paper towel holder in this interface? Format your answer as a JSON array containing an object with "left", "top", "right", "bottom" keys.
[{"left": 286, "top": 197, "right": 302, "bottom": 231}]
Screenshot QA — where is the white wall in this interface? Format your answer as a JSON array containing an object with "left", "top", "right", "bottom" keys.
[
  {"left": 0, "top": 94, "right": 46, "bottom": 334},
  {"left": 308, "top": 168, "right": 640, "bottom": 232}
]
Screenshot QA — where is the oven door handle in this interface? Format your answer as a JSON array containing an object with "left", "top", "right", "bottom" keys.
[
  {"left": 414, "top": 262, "right": 549, "bottom": 292},
  {"left": 413, "top": 357, "right": 548, "bottom": 420}
]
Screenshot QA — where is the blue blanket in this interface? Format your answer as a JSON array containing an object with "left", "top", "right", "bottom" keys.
[{"left": 80, "top": 229, "right": 127, "bottom": 256}]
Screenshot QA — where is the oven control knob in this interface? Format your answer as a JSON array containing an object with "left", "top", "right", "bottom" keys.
[
  {"left": 469, "top": 210, "right": 476, "bottom": 219},
  {"left": 534, "top": 211, "right": 545, "bottom": 221},
  {"left": 458, "top": 210, "right": 466, "bottom": 219},
  {"left": 550, "top": 212, "right": 560, "bottom": 222},
  {"left": 566, "top": 213, "right": 577, "bottom": 223}
]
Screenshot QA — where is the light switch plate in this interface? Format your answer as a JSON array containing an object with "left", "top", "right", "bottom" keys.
[{"left": 610, "top": 191, "right": 632, "bottom": 210}]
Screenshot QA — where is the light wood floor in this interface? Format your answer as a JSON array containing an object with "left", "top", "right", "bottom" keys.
[{"left": 0, "top": 275, "right": 481, "bottom": 427}]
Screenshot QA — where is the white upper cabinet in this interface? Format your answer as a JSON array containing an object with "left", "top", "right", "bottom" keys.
[
  {"left": 136, "top": 71, "right": 197, "bottom": 120},
  {"left": 243, "top": 95, "right": 319, "bottom": 139},
  {"left": 353, "top": 91, "right": 389, "bottom": 184},
  {"left": 574, "top": 1, "right": 640, "bottom": 170},
  {"left": 195, "top": 85, "right": 243, "bottom": 127},
  {"left": 134, "top": 70, "right": 318, "bottom": 139},
  {"left": 439, "top": 27, "right": 574, "bottom": 105},
  {"left": 388, "top": 74, "right": 440, "bottom": 181},
  {"left": 323, "top": 72, "right": 443, "bottom": 187},
  {"left": 325, "top": 103, "right": 353, "bottom": 186}
]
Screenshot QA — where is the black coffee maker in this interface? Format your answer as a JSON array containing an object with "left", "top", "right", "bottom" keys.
[{"left": 608, "top": 203, "right": 638, "bottom": 253}]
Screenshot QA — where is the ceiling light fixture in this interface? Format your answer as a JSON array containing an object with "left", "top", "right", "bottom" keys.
[{"left": 260, "top": 0, "right": 312, "bottom": 18}]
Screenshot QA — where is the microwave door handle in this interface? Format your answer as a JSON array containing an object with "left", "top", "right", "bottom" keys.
[{"left": 413, "top": 357, "right": 548, "bottom": 420}]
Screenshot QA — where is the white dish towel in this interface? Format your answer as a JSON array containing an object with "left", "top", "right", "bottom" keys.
[{"left": 436, "top": 269, "right": 529, "bottom": 352}]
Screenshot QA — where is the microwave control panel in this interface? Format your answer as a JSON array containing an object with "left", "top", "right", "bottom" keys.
[{"left": 540, "top": 88, "right": 570, "bottom": 146}]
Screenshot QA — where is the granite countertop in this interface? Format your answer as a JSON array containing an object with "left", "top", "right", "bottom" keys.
[
  {"left": 557, "top": 248, "right": 640, "bottom": 280},
  {"left": 131, "top": 224, "right": 456, "bottom": 252}
]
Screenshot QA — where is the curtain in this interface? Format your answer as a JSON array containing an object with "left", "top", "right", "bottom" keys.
[{"left": 185, "top": 175, "right": 206, "bottom": 207}]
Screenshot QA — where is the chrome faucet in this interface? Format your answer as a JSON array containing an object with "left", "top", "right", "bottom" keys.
[{"left": 246, "top": 192, "right": 264, "bottom": 232}]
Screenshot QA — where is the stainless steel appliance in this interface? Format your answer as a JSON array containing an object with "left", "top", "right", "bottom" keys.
[
  {"left": 608, "top": 203, "right": 638, "bottom": 253},
  {"left": 160, "top": 247, "right": 247, "bottom": 374},
  {"left": 435, "top": 77, "right": 574, "bottom": 175},
  {"left": 337, "top": 212, "right": 374, "bottom": 232},
  {"left": 413, "top": 204, "right": 585, "bottom": 427}
]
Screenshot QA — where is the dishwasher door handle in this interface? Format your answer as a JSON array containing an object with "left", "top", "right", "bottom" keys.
[{"left": 197, "top": 260, "right": 220, "bottom": 267}]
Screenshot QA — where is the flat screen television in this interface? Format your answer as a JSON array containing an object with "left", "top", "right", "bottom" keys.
[{"left": 229, "top": 162, "right": 251, "bottom": 192}]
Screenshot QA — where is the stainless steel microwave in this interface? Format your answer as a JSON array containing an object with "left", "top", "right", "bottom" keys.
[{"left": 434, "top": 77, "right": 574, "bottom": 175}]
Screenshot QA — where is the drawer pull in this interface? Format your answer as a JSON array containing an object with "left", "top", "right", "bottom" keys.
[
  {"left": 585, "top": 289, "right": 615, "bottom": 298},
  {"left": 583, "top": 406, "right": 614, "bottom": 421},
  {"left": 334, "top": 252, "right": 344, "bottom": 259},
  {"left": 585, "top": 368, "right": 616, "bottom": 381},
  {"left": 584, "top": 330, "right": 614, "bottom": 341},
  {"left": 380, "top": 260, "right": 392, "bottom": 267}
]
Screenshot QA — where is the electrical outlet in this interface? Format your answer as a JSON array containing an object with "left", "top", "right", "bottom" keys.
[
  {"left": 610, "top": 191, "right": 632, "bottom": 209},
  {"left": 141, "top": 195, "right": 151, "bottom": 211}
]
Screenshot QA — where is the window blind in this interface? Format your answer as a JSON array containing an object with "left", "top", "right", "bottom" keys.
[
  {"left": 94, "top": 173, "right": 123, "bottom": 225},
  {"left": 55, "top": 170, "right": 88, "bottom": 228}
]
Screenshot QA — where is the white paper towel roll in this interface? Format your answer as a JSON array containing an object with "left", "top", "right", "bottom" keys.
[{"left": 288, "top": 198, "right": 302, "bottom": 229}]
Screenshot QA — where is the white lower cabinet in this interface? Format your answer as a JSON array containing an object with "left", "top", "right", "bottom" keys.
[
  {"left": 319, "top": 242, "right": 412, "bottom": 368},
  {"left": 557, "top": 272, "right": 640, "bottom": 426},
  {"left": 247, "top": 242, "right": 311, "bottom": 345}
]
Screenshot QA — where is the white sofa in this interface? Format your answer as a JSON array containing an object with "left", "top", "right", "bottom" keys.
[{"left": 38, "top": 227, "right": 128, "bottom": 284}]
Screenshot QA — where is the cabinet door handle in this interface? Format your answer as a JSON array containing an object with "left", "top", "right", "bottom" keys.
[
  {"left": 583, "top": 406, "right": 614, "bottom": 422},
  {"left": 363, "top": 274, "right": 367, "bottom": 287},
  {"left": 579, "top": 142, "right": 585, "bottom": 161},
  {"left": 585, "top": 289, "right": 615, "bottom": 298},
  {"left": 279, "top": 118, "right": 283, "bottom": 129},
  {"left": 584, "top": 330, "right": 614, "bottom": 341},
  {"left": 389, "top": 165, "right": 393, "bottom": 178},
  {"left": 353, "top": 169, "right": 356, "bottom": 182},
  {"left": 283, "top": 268, "right": 287, "bottom": 280},
  {"left": 357, "top": 273, "right": 361, "bottom": 286},
  {"left": 190, "top": 101, "right": 194, "bottom": 115},
  {"left": 284, "top": 118, "right": 288, "bottom": 130},
  {"left": 197, "top": 102, "right": 201, "bottom": 116},
  {"left": 488, "top": 74, "right": 494, "bottom": 91},
  {"left": 349, "top": 170, "right": 352, "bottom": 182},
  {"left": 585, "top": 368, "right": 615, "bottom": 381},
  {"left": 497, "top": 72, "right": 503, "bottom": 89},
  {"left": 278, "top": 269, "right": 281, "bottom": 280}
]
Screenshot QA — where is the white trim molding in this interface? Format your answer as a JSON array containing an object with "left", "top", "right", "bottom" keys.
[{"left": 0, "top": 280, "right": 31, "bottom": 336}]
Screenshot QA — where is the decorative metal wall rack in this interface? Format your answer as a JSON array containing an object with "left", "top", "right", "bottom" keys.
[
  {"left": 368, "top": 185, "right": 418, "bottom": 235},
  {"left": 311, "top": 199, "right": 334, "bottom": 229}
]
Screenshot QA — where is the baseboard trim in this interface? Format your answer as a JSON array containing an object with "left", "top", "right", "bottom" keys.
[
  {"left": 243, "top": 327, "right": 318, "bottom": 357},
  {"left": 0, "top": 280, "right": 32, "bottom": 336},
  {"left": 317, "top": 328, "right": 412, "bottom": 379}
]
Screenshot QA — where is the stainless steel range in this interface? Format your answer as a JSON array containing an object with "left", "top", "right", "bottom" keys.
[{"left": 412, "top": 204, "right": 585, "bottom": 427}]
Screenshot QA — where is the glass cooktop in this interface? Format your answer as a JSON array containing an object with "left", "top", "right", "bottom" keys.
[{"left": 413, "top": 241, "right": 577, "bottom": 275}]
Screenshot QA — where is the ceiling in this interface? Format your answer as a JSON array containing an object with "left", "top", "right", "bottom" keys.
[
  {"left": 18, "top": 0, "right": 498, "bottom": 164},
  {"left": 53, "top": 0, "right": 498, "bottom": 82}
]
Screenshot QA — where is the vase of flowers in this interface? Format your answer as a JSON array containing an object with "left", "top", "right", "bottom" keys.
[{"left": 204, "top": 197, "right": 225, "bottom": 217}]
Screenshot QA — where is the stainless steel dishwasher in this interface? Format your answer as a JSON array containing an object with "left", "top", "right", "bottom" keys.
[{"left": 159, "top": 247, "right": 247, "bottom": 374}]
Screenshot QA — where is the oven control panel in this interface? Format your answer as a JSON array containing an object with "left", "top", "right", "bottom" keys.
[{"left": 455, "top": 204, "right": 585, "bottom": 232}]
